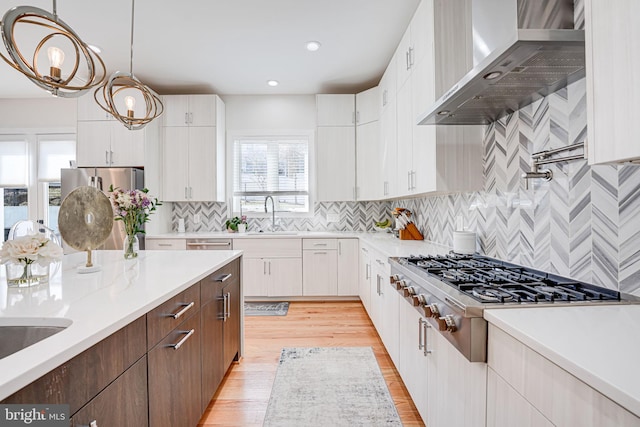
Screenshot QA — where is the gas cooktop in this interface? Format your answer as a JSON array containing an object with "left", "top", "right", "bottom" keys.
[{"left": 401, "top": 253, "right": 621, "bottom": 304}]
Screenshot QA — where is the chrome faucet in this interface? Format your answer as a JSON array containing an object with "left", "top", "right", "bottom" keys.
[{"left": 264, "top": 195, "right": 276, "bottom": 231}]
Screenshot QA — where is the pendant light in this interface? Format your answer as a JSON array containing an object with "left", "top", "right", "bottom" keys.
[
  {"left": 94, "top": 0, "right": 162, "bottom": 130},
  {"left": 0, "top": 0, "right": 106, "bottom": 97}
]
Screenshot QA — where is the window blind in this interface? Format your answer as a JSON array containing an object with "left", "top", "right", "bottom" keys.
[
  {"left": 0, "top": 138, "right": 28, "bottom": 186},
  {"left": 38, "top": 136, "right": 76, "bottom": 182}
]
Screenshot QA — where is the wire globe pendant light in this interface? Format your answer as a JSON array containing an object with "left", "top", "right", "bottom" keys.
[
  {"left": 94, "top": 0, "right": 162, "bottom": 130},
  {"left": 0, "top": 0, "right": 106, "bottom": 97}
]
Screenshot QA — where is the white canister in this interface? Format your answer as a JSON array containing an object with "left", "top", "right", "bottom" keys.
[
  {"left": 453, "top": 231, "right": 476, "bottom": 254},
  {"left": 177, "top": 218, "right": 186, "bottom": 233}
]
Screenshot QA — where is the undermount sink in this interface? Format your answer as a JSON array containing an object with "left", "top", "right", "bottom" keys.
[
  {"left": 0, "top": 318, "right": 72, "bottom": 360},
  {"left": 246, "top": 231, "right": 299, "bottom": 236}
]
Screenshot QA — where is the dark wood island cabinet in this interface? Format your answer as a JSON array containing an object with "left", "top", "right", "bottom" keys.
[{"left": 1, "top": 257, "right": 242, "bottom": 427}]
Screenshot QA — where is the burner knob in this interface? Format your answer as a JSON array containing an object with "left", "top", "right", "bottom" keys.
[
  {"left": 395, "top": 279, "right": 408, "bottom": 291},
  {"left": 411, "top": 294, "right": 428, "bottom": 307},
  {"left": 425, "top": 303, "right": 440, "bottom": 318},
  {"left": 437, "top": 315, "right": 457, "bottom": 333},
  {"left": 403, "top": 286, "right": 418, "bottom": 297},
  {"left": 390, "top": 274, "right": 401, "bottom": 284}
]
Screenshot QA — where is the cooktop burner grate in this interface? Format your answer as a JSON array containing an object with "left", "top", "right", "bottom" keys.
[{"left": 405, "top": 253, "right": 621, "bottom": 304}]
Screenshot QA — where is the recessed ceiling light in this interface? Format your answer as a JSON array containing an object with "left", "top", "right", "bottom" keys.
[
  {"left": 267, "top": 80, "right": 279, "bottom": 87},
  {"left": 305, "top": 41, "right": 321, "bottom": 52}
]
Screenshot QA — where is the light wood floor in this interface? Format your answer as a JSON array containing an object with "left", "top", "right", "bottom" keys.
[{"left": 198, "top": 301, "right": 425, "bottom": 427}]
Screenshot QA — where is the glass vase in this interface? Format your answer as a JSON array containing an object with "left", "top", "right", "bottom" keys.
[
  {"left": 4, "top": 262, "right": 49, "bottom": 288},
  {"left": 123, "top": 234, "right": 139, "bottom": 259}
]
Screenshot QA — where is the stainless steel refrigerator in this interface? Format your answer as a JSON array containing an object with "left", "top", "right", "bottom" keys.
[{"left": 60, "top": 167, "right": 145, "bottom": 252}]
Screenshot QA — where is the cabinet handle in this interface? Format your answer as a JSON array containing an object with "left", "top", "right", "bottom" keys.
[
  {"left": 384, "top": 181, "right": 388, "bottom": 195},
  {"left": 158, "top": 243, "right": 172, "bottom": 247},
  {"left": 215, "top": 273, "right": 232, "bottom": 282},
  {"left": 226, "top": 291, "right": 231, "bottom": 319},
  {"left": 313, "top": 243, "right": 327, "bottom": 246},
  {"left": 406, "top": 50, "right": 410, "bottom": 70},
  {"left": 185, "top": 112, "right": 188, "bottom": 124},
  {"left": 187, "top": 242, "right": 231, "bottom": 247},
  {"left": 361, "top": 247, "right": 368, "bottom": 253},
  {"left": 356, "top": 111, "right": 360, "bottom": 123},
  {"left": 408, "top": 171, "right": 411, "bottom": 191},
  {"left": 338, "top": 241, "right": 342, "bottom": 256},
  {"left": 184, "top": 187, "right": 188, "bottom": 199},
  {"left": 105, "top": 150, "right": 109, "bottom": 165},
  {"left": 411, "top": 171, "right": 416, "bottom": 190},
  {"left": 189, "top": 112, "right": 193, "bottom": 124},
  {"left": 423, "top": 320, "right": 432, "bottom": 356},
  {"left": 269, "top": 261, "right": 271, "bottom": 275},
  {"left": 110, "top": 150, "right": 114, "bottom": 165},
  {"left": 352, "top": 111, "right": 355, "bottom": 124},
  {"left": 314, "top": 251, "right": 327, "bottom": 255},
  {"left": 171, "top": 329, "right": 195, "bottom": 350},
  {"left": 365, "top": 263, "right": 370, "bottom": 280},
  {"left": 418, "top": 318, "right": 424, "bottom": 350},
  {"left": 408, "top": 47, "right": 414, "bottom": 67},
  {"left": 376, "top": 274, "right": 380, "bottom": 295},
  {"left": 168, "top": 301, "right": 195, "bottom": 319},
  {"left": 263, "top": 261, "right": 267, "bottom": 275},
  {"left": 222, "top": 293, "right": 228, "bottom": 321}
]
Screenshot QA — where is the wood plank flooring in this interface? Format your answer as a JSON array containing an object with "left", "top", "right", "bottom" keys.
[{"left": 198, "top": 301, "right": 425, "bottom": 426}]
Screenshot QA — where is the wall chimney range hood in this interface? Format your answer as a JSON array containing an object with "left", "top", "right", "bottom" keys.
[{"left": 418, "top": 0, "right": 584, "bottom": 126}]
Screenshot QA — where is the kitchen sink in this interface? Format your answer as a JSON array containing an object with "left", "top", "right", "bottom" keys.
[
  {"left": 0, "top": 318, "right": 72, "bottom": 360},
  {"left": 246, "top": 231, "right": 299, "bottom": 236}
]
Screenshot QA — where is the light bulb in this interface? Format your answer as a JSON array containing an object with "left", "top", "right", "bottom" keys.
[
  {"left": 47, "top": 46, "right": 64, "bottom": 81},
  {"left": 124, "top": 96, "right": 135, "bottom": 118}
]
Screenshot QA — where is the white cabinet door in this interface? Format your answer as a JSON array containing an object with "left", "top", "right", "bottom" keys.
[
  {"left": 77, "top": 93, "right": 112, "bottom": 121},
  {"left": 162, "top": 95, "right": 190, "bottom": 126},
  {"left": 110, "top": 123, "right": 145, "bottom": 167},
  {"left": 487, "top": 368, "right": 553, "bottom": 427},
  {"left": 586, "top": 0, "right": 640, "bottom": 164},
  {"left": 242, "top": 258, "right": 269, "bottom": 297},
  {"left": 396, "top": 79, "right": 414, "bottom": 197},
  {"left": 355, "top": 87, "right": 379, "bottom": 125},
  {"left": 395, "top": 26, "right": 413, "bottom": 91},
  {"left": 337, "top": 239, "right": 359, "bottom": 296},
  {"left": 411, "top": 0, "right": 433, "bottom": 67},
  {"left": 187, "top": 126, "right": 217, "bottom": 201},
  {"left": 398, "top": 300, "right": 428, "bottom": 421},
  {"left": 356, "top": 120, "right": 380, "bottom": 201},
  {"left": 380, "top": 97, "right": 397, "bottom": 198},
  {"left": 316, "top": 94, "right": 355, "bottom": 126},
  {"left": 379, "top": 57, "right": 397, "bottom": 113},
  {"left": 269, "top": 258, "right": 302, "bottom": 297},
  {"left": 302, "top": 250, "right": 338, "bottom": 296},
  {"left": 188, "top": 95, "right": 217, "bottom": 126},
  {"left": 77, "top": 121, "right": 111, "bottom": 167},
  {"left": 358, "top": 245, "right": 372, "bottom": 315},
  {"left": 316, "top": 126, "right": 356, "bottom": 201},
  {"left": 162, "top": 127, "right": 189, "bottom": 201}
]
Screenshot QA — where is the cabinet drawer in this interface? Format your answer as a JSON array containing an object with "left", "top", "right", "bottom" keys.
[
  {"left": 147, "top": 284, "right": 200, "bottom": 350},
  {"left": 146, "top": 238, "right": 187, "bottom": 250},
  {"left": 233, "top": 238, "right": 301, "bottom": 258},
  {"left": 303, "top": 238, "right": 337, "bottom": 250},
  {"left": 71, "top": 356, "right": 148, "bottom": 427},
  {"left": 2, "top": 316, "right": 146, "bottom": 414},
  {"left": 201, "top": 258, "right": 240, "bottom": 304}
]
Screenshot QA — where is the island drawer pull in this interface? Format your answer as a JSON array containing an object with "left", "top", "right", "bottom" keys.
[
  {"left": 158, "top": 243, "right": 172, "bottom": 247},
  {"left": 171, "top": 329, "right": 195, "bottom": 350},
  {"left": 168, "top": 301, "right": 195, "bottom": 319},
  {"left": 187, "top": 242, "right": 231, "bottom": 247},
  {"left": 215, "top": 273, "right": 232, "bottom": 282}
]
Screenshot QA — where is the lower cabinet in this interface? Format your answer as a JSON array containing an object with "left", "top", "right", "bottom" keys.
[
  {"left": 337, "top": 239, "right": 359, "bottom": 296},
  {"left": 148, "top": 313, "right": 202, "bottom": 427},
  {"left": 71, "top": 356, "right": 148, "bottom": 427},
  {"left": 359, "top": 243, "right": 373, "bottom": 314},
  {"left": 303, "top": 239, "right": 338, "bottom": 296},
  {"left": 488, "top": 324, "right": 639, "bottom": 427}
]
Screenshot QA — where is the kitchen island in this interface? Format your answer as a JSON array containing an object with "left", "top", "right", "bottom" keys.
[{"left": 0, "top": 249, "right": 243, "bottom": 425}]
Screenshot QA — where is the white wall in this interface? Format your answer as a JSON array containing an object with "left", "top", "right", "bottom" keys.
[
  {"left": 222, "top": 95, "right": 316, "bottom": 130},
  {"left": 0, "top": 98, "right": 77, "bottom": 129}
]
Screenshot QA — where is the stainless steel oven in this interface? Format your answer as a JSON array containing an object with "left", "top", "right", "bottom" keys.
[
  {"left": 186, "top": 238, "right": 233, "bottom": 250},
  {"left": 390, "top": 253, "right": 640, "bottom": 362}
]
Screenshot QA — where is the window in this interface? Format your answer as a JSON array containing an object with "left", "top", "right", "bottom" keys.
[
  {"left": 0, "top": 133, "right": 75, "bottom": 242},
  {"left": 232, "top": 133, "right": 312, "bottom": 214}
]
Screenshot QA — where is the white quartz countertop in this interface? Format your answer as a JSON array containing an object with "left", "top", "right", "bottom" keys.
[
  {"left": 484, "top": 305, "right": 640, "bottom": 417},
  {"left": 0, "top": 249, "right": 242, "bottom": 400}
]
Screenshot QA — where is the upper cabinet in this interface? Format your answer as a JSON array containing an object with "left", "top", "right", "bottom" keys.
[
  {"left": 161, "top": 95, "right": 225, "bottom": 202},
  {"left": 585, "top": 0, "right": 640, "bottom": 164},
  {"left": 316, "top": 94, "right": 356, "bottom": 127},
  {"left": 163, "top": 95, "right": 218, "bottom": 127},
  {"left": 356, "top": 87, "right": 381, "bottom": 200},
  {"left": 355, "top": 87, "right": 379, "bottom": 126},
  {"left": 76, "top": 95, "right": 151, "bottom": 167},
  {"left": 316, "top": 94, "right": 356, "bottom": 201}
]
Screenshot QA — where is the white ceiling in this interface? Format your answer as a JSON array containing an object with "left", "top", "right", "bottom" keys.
[{"left": 0, "top": 0, "right": 421, "bottom": 98}]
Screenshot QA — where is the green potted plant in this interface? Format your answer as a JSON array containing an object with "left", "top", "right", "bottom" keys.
[{"left": 225, "top": 216, "right": 242, "bottom": 233}]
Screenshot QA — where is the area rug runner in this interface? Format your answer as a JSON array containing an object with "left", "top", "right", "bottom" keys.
[
  {"left": 244, "top": 301, "right": 289, "bottom": 316},
  {"left": 263, "top": 347, "right": 402, "bottom": 426}
]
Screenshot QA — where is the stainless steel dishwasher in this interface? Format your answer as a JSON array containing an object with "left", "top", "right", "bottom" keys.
[{"left": 186, "top": 238, "right": 233, "bottom": 250}]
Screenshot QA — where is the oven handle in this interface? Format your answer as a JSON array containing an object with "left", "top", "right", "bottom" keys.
[{"left": 445, "top": 296, "right": 466, "bottom": 311}]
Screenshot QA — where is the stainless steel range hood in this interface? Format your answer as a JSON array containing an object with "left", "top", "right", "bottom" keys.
[{"left": 418, "top": 0, "right": 584, "bottom": 126}]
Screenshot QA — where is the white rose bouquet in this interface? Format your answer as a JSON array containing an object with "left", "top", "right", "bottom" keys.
[{"left": 0, "top": 233, "right": 64, "bottom": 267}]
